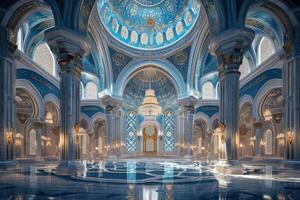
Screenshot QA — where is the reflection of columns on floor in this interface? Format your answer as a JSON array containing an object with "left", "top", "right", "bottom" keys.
[
  {"left": 101, "top": 96, "right": 122, "bottom": 158},
  {"left": 46, "top": 28, "right": 90, "bottom": 174},
  {"left": 117, "top": 108, "right": 126, "bottom": 155},
  {"left": 209, "top": 28, "right": 254, "bottom": 162},
  {"left": 0, "top": 26, "right": 17, "bottom": 163},
  {"left": 176, "top": 109, "right": 184, "bottom": 156},
  {"left": 178, "top": 96, "right": 197, "bottom": 158},
  {"left": 253, "top": 120, "right": 263, "bottom": 159},
  {"left": 284, "top": 38, "right": 300, "bottom": 160}
]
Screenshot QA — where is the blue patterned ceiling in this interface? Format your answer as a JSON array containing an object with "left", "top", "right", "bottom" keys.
[
  {"left": 124, "top": 68, "right": 177, "bottom": 105},
  {"left": 97, "top": 0, "right": 201, "bottom": 50}
]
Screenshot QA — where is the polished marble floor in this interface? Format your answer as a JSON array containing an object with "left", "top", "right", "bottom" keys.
[{"left": 1, "top": 159, "right": 300, "bottom": 200}]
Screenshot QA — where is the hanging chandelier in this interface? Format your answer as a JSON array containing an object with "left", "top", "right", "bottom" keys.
[{"left": 138, "top": 88, "right": 162, "bottom": 117}]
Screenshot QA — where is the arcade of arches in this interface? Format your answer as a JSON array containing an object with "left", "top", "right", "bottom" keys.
[{"left": 1, "top": 0, "right": 300, "bottom": 199}]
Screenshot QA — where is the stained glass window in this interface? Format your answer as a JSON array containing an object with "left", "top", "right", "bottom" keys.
[
  {"left": 163, "top": 111, "right": 175, "bottom": 152},
  {"left": 126, "top": 111, "right": 137, "bottom": 152}
]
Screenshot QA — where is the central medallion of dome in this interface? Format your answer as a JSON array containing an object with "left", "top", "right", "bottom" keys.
[{"left": 97, "top": 0, "right": 201, "bottom": 50}]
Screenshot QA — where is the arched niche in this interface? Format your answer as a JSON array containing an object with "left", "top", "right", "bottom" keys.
[
  {"left": 92, "top": 119, "right": 107, "bottom": 157},
  {"left": 194, "top": 118, "right": 209, "bottom": 156},
  {"left": 43, "top": 102, "right": 59, "bottom": 157},
  {"left": 239, "top": 103, "right": 254, "bottom": 157},
  {"left": 15, "top": 87, "right": 40, "bottom": 158},
  {"left": 260, "top": 88, "right": 284, "bottom": 157},
  {"left": 122, "top": 67, "right": 178, "bottom": 108}
]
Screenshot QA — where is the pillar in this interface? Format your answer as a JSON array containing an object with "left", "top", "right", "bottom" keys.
[
  {"left": 283, "top": 31, "right": 300, "bottom": 160},
  {"left": 253, "top": 121, "right": 263, "bottom": 159},
  {"left": 178, "top": 96, "right": 197, "bottom": 158},
  {"left": 101, "top": 96, "right": 122, "bottom": 158},
  {"left": 0, "top": 26, "right": 17, "bottom": 166},
  {"left": 45, "top": 28, "right": 90, "bottom": 174},
  {"left": 209, "top": 28, "right": 254, "bottom": 162}
]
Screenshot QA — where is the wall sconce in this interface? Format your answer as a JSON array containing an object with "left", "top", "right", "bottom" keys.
[
  {"left": 288, "top": 131, "right": 294, "bottom": 145},
  {"left": 249, "top": 136, "right": 256, "bottom": 147},
  {"left": 74, "top": 123, "right": 81, "bottom": 145},
  {"left": 6, "top": 129, "right": 14, "bottom": 145},
  {"left": 219, "top": 123, "right": 225, "bottom": 144},
  {"left": 263, "top": 109, "right": 273, "bottom": 121},
  {"left": 15, "top": 133, "right": 23, "bottom": 146},
  {"left": 41, "top": 135, "right": 51, "bottom": 146},
  {"left": 260, "top": 140, "right": 266, "bottom": 146},
  {"left": 276, "top": 133, "right": 285, "bottom": 146}
]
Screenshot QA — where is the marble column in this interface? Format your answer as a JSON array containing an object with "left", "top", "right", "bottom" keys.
[
  {"left": 102, "top": 96, "right": 122, "bottom": 158},
  {"left": 176, "top": 110, "right": 184, "bottom": 157},
  {"left": 45, "top": 28, "right": 90, "bottom": 174},
  {"left": 283, "top": 47, "right": 300, "bottom": 160},
  {"left": 0, "top": 26, "right": 17, "bottom": 165},
  {"left": 179, "top": 97, "right": 197, "bottom": 158},
  {"left": 253, "top": 121, "right": 263, "bottom": 159},
  {"left": 209, "top": 28, "right": 254, "bottom": 162}
]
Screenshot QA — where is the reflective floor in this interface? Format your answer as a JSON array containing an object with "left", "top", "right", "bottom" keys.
[{"left": 1, "top": 159, "right": 300, "bottom": 200}]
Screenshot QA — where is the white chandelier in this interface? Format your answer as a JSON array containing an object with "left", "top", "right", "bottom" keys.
[{"left": 138, "top": 88, "right": 162, "bottom": 117}]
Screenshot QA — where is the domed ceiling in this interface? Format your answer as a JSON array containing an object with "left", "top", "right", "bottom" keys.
[
  {"left": 97, "top": 0, "right": 201, "bottom": 50},
  {"left": 124, "top": 68, "right": 177, "bottom": 106}
]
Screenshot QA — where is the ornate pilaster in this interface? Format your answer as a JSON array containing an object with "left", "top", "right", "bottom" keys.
[
  {"left": 0, "top": 26, "right": 17, "bottom": 164},
  {"left": 178, "top": 96, "right": 197, "bottom": 158},
  {"left": 45, "top": 28, "right": 90, "bottom": 174},
  {"left": 209, "top": 28, "right": 254, "bottom": 161},
  {"left": 253, "top": 120, "right": 263, "bottom": 159},
  {"left": 101, "top": 95, "right": 123, "bottom": 158}
]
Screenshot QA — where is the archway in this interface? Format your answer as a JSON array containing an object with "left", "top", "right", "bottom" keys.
[{"left": 143, "top": 125, "right": 158, "bottom": 154}]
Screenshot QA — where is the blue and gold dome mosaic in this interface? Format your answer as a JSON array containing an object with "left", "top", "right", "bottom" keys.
[{"left": 98, "top": 0, "right": 201, "bottom": 50}]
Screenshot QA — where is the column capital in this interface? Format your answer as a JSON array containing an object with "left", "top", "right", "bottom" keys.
[
  {"left": 178, "top": 95, "right": 198, "bottom": 107},
  {"left": 45, "top": 28, "right": 91, "bottom": 77},
  {"left": 100, "top": 95, "right": 122, "bottom": 107},
  {"left": 0, "top": 26, "right": 17, "bottom": 58},
  {"left": 209, "top": 28, "right": 254, "bottom": 75}
]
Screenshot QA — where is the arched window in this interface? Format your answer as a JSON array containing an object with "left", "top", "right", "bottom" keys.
[
  {"left": 239, "top": 57, "right": 251, "bottom": 79},
  {"left": 265, "top": 129, "right": 273, "bottom": 155},
  {"left": 202, "top": 81, "right": 215, "bottom": 99},
  {"left": 215, "top": 82, "right": 219, "bottom": 99},
  {"left": 126, "top": 111, "right": 137, "bottom": 152},
  {"left": 29, "top": 129, "right": 37, "bottom": 155},
  {"left": 33, "top": 43, "right": 56, "bottom": 76},
  {"left": 17, "top": 28, "right": 24, "bottom": 51},
  {"left": 45, "top": 112, "right": 54, "bottom": 124},
  {"left": 85, "top": 82, "right": 98, "bottom": 99},
  {"left": 80, "top": 82, "right": 85, "bottom": 99},
  {"left": 258, "top": 37, "right": 275, "bottom": 64},
  {"left": 163, "top": 111, "right": 175, "bottom": 152}
]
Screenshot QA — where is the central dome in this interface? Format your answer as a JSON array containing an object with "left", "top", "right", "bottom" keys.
[{"left": 98, "top": 0, "right": 201, "bottom": 50}]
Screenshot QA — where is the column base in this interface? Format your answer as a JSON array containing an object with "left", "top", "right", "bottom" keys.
[
  {"left": 215, "top": 160, "right": 243, "bottom": 174},
  {"left": 56, "top": 160, "right": 84, "bottom": 176},
  {"left": 0, "top": 160, "right": 17, "bottom": 169}
]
